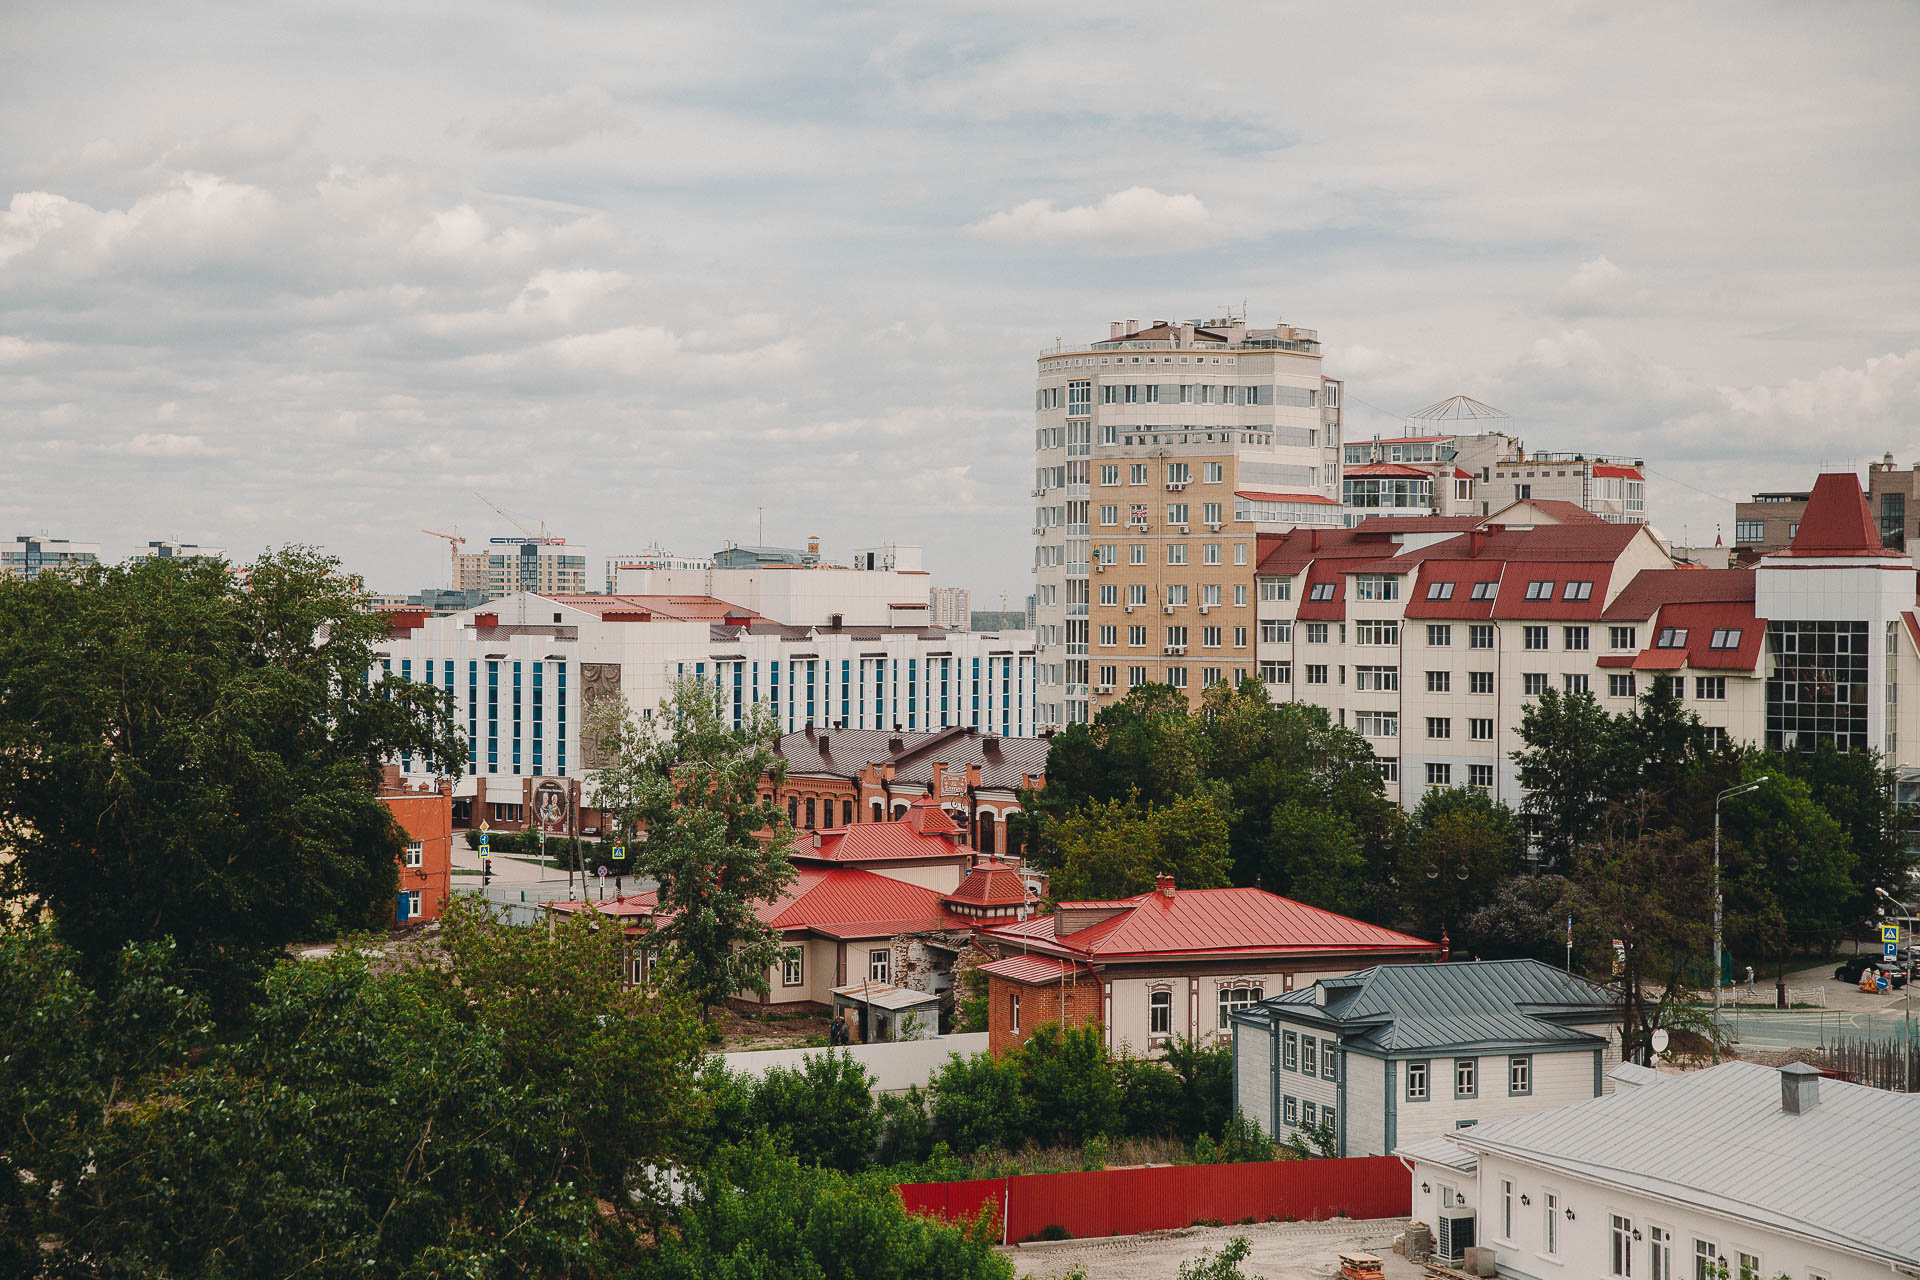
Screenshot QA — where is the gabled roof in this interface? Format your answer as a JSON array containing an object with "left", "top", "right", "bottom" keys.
[
  {"left": 774, "top": 726, "right": 1050, "bottom": 791},
  {"left": 760, "top": 867, "right": 966, "bottom": 938},
  {"left": 1255, "top": 528, "right": 1397, "bottom": 576},
  {"left": 982, "top": 886, "right": 1438, "bottom": 963},
  {"left": 945, "top": 860, "right": 1033, "bottom": 908},
  {"left": 978, "top": 952, "right": 1096, "bottom": 985},
  {"left": 1602, "top": 568, "right": 1754, "bottom": 621},
  {"left": 1628, "top": 601, "right": 1763, "bottom": 672},
  {"left": 800, "top": 817, "right": 968, "bottom": 865},
  {"left": 1295, "top": 561, "right": 1349, "bottom": 620},
  {"left": 1236, "top": 959, "right": 1614, "bottom": 1054},
  {"left": 1488, "top": 498, "right": 1608, "bottom": 526},
  {"left": 1492, "top": 561, "right": 1616, "bottom": 621},
  {"left": 1450, "top": 1062, "right": 1920, "bottom": 1265},
  {"left": 1781, "top": 473, "right": 1887, "bottom": 557},
  {"left": 1590, "top": 463, "right": 1643, "bottom": 480},
  {"left": 1403, "top": 560, "right": 1502, "bottom": 620}
]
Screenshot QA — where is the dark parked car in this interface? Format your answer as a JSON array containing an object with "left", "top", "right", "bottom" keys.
[{"left": 1835, "top": 955, "right": 1909, "bottom": 987}]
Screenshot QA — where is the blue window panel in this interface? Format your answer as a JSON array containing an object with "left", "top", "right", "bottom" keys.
[
  {"left": 555, "top": 662, "right": 567, "bottom": 776},
  {"left": 532, "top": 662, "right": 544, "bottom": 774},
  {"left": 468, "top": 661, "right": 479, "bottom": 776},
  {"left": 511, "top": 662, "right": 522, "bottom": 773},
  {"left": 842, "top": 660, "right": 851, "bottom": 725},
  {"left": 486, "top": 661, "right": 499, "bottom": 773}
]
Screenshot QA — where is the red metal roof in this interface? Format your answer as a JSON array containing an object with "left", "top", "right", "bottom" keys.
[
  {"left": 983, "top": 886, "right": 1437, "bottom": 962},
  {"left": 1235, "top": 489, "right": 1340, "bottom": 505},
  {"left": 761, "top": 867, "right": 967, "bottom": 938},
  {"left": 1782, "top": 473, "right": 1887, "bottom": 556},
  {"left": 800, "top": 816, "right": 969, "bottom": 864},
  {"left": 978, "top": 953, "right": 1095, "bottom": 984},
  {"left": 1492, "top": 561, "right": 1616, "bottom": 621},
  {"left": 1295, "top": 561, "right": 1349, "bottom": 621},
  {"left": 547, "top": 594, "right": 762, "bottom": 623},
  {"left": 1256, "top": 528, "right": 1399, "bottom": 576},
  {"left": 1591, "top": 464, "right": 1643, "bottom": 479},
  {"left": 945, "top": 861, "right": 1033, "bottom": 907},
  {"left": 1602, "top": 568, "right": 1754, "bottom": 621},
  {"left": 1349, "top": 515, "right": 1485, "bottom": 535},
  {"left": 1403, "top": 560, "right": 1503, "bottom": 619},
  {"left": 1510, "top": 499, "right": 1608, "bottom": 525}
]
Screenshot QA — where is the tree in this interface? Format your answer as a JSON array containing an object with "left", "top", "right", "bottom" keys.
[
  {"left": 748, "top": 1050, "right": 881, "bottom": 1173},
  {"left": 1262, "top": 801, "right": 1368, "bottom": 916},
  {"left": 1397, "top": 788, "right": 1526, "bottom": 943},
  {"left": 1460, "top": 873, "right": 1578, "bottom": 962},
  {"left": 0, "top": 550, "right": 461, "bottom": 1011},
  {"left": 1716, "top": 764, "right": 1854, "bottom": 987},
  {"left": 929, "top": 1049, "right": 1026, "bottom": 1155},
  {"left": 1013, "top": 1023, "right": 1120, "bottom": 1146},
  {"left": 1513, "top": 688, "right": 1634, "bottom": 867},
  {"left": 1020, "top": 684, "right": 1206, "bottom": 831},
  {"left": 589, "top": 674, "right": 796, "bottom": 1015},
  {"left": 1769, "top": 740, "right": 1917, "bottom": 938},
  {"left": 1033, "top": 791, "right": 1233, "bottom": 902}
]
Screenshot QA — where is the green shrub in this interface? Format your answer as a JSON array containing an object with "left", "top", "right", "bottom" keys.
[
  {"left": 1014, "top": 1023, "right": 1118, "bottom": 1146},
  {"left": 931, "top": 1049, "right": 1027, "bottom": 1154}
]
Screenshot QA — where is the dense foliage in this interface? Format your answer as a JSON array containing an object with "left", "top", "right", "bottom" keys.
[
  {"left": 588, "top": 675, "right": 797, "bottom": 1014},
  {"left": 0, "top": 549, "right": 462, "bottom": 1010}
]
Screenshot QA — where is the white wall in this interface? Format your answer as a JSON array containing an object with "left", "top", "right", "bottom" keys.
[
  {"left": 1390, "top": 1045, "right": 1608, "bottom": 1152},
  {"left": 719, "top": 1032, "right": 989, "bottom": 1095}
]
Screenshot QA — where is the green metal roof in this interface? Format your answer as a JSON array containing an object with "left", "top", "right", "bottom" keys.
[{"left": 1235, "top": 958, "right": 1615, "bottom": 1054}]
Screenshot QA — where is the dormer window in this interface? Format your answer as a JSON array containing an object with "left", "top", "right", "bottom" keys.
[
  {"left": 1709, "top": 628, "right": 1742, "bottom": 650},
  {"left": 1562, "top": 581, "right": 1593, "bottom": 601},
  {"left": 1656, "top": 627, "right": 1689, "bottom": 648},
  {"left": 1426, "top": 581, "right": 1455, "bottom": 600},
  {"left": 1524, "top": 581, "right": 1554, "bottom": 600},
  {"left": 1470, "top": 581, "right": 1497, "bottom": 600},
  {"left": 1309, "top": 583, "right": 1336, "bottom": 602}
]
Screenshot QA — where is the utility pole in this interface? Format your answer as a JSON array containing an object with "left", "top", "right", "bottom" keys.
[{"left": 1713, "top": 777, "right": 1768, "bottom": 1065}]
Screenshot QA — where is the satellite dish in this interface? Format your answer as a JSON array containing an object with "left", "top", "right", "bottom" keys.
[{"left": 1650, "top": 1029, "right": 1671, "bottom": 1056}]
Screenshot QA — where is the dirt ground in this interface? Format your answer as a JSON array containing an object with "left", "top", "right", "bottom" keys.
[
  {"left": 1005, "top": 1218, "right": 1421, "bottom": 1280},
  {"left": 714, "top": 1008, "right": 830, "bottom": 1050}
]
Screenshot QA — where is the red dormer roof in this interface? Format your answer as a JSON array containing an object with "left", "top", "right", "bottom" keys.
[
  {"left": 1629, "top": 601, "right": 1763, "bottom": 672},
  {"left": 1591, "top": 464, "right": 1643, "bottom": 480},
  {"left": 982, "top": 885, "right": 1436, "bottom": 962},
  {"left": 945, "top": 860, "right": 1033, "bottom": 908},
  {"left": 902, "top": 793, "right": 961, "bottom": 835},
  {"left": 1404, "top": 560, "right": 1503, "bottom": 619},
  {"left": 1493, "top": 562, "right": 1616, "bottom": 620},
  {"left": 1782, "top": 473, "right": 1887, "bottom": 556},
  {"left": 1602, "top": 568, "right": 1755, "bottom": 621},
  {"left": 1295, "top": 561, "right": 1349, "bottom": 620},
  {"left": 801, "top": 816, "right": 967, "bottom": 865}
]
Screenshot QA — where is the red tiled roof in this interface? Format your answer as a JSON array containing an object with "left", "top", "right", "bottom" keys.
[
  {"left": 1255, "top": 528, "right": 1394, "bottom": 576},
  {"left": 1629, "top": 602, "right": 1762, "bottom": 672},
  {"left": 945, "top": 861, "right": 1034, "bottom": 907},
  {"left": 1295, "top": 561, "right": 1349, "bottom": 621},
  {"left": 1349, "top": 515, "right": 1485, "bottom": 535},
  {"left": 1345, "top": 463, "right": 1431, "bottom": 478},
  {"left": 1511, "top": 499, "right": 1608, "bottom": 525},
  {"left": 978, "top": 953, "right": 1095, "bottom": 984},
  {"left": 801, "top": 817, "right": 968, "bottom": 864},
  {"left": 1591, "top": 464, "right": 1643, "bottom": 479},
  {"left": 1234, "top": 490, "right": 1340, "bottom": 505},
  {"left": 1492, "top": 562, "right": 1616, "bottom": 621},
  {"left": 1403, "top": 560, "right": 1503, "bottom": 619},
  {"left": 1602, "top": 569, "right": 1754, "bottom": 621},
  {"left": 983, "top": 886, "right": 1437, "bottom": 961},
  {"left": 1782, "top": 473, "right": 1887, "bottom": 556}
]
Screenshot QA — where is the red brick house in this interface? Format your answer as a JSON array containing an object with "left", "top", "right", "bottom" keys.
[
  {"left": 378, "top": 768, "right": 454, "bottom": 924},
  {"left": 976, "top": 876, "right": 1437, "bottom": 1056}
]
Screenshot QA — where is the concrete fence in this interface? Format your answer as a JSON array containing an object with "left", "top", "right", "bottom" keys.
[{"left": 719, "top": 1033, "right": 988, "bottom": 1095}]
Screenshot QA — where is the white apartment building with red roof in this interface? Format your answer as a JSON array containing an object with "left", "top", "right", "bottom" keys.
[{"left": 1255, "top": 472, "right": 1920, "bottom": 813}]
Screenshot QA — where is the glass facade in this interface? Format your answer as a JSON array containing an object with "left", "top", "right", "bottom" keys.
[{"left": 1766, "top": 620, "right": 1869, "bottom": 751}]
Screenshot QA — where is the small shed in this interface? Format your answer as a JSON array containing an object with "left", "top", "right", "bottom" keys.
[{"left": 830, "top": 981, "right": 941, "bottom": 1044}]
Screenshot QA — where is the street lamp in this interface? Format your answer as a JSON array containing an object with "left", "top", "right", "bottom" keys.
[
  {"left": 1874, "top": 885, "right": 1915, "bottom": 1092},
  {"left": 1713, "top": 777, "right": 1768, "bottom": 1065}
]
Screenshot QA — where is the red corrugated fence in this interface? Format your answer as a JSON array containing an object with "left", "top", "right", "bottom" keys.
[{"left": 896, "top": 1156, "right": 1408, "bottom": 1243}]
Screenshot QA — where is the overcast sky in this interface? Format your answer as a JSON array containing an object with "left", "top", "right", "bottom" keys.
[{"left": 3, "top": 3, "right": 1917, "bottom": 602}]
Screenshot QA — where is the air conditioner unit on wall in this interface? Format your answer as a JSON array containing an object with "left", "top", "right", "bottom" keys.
[
  {"left": 1435, "top": 1206, "right": 1476, "bottom": 1266},
  {"left": 1163, "top": 604, "right": 1175, "bottom": 614}
]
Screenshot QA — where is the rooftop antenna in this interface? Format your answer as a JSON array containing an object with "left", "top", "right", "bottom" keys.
[{"left": 758, "top": 507, "right": 764, "bottom": 546}]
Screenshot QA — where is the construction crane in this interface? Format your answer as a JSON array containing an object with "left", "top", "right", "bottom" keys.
[
  {"left": 474, "top": 492, "right": 547, "bottom": 539},
  {"left": 421, "top": 528, "right": 466, "bottom": 587}
]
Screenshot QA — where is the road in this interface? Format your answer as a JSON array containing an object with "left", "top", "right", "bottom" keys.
[{"left": 1717, "top": 1007, "right": 1917, "bottom": 1051}]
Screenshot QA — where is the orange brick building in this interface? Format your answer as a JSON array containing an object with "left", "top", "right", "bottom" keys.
[{"left": 378, "top": 768, "right": 454, "bottom": 924}]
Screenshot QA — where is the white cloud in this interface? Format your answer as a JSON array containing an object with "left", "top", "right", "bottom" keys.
[
  {"left": 965, "top": 187, "right": 1226, "bottom": 253},
  {"left": 472, "top": 86, "right": 623, "bottom": 152},
  {"left": 122, "top": 432, "right": 214, "bottom": 457}
]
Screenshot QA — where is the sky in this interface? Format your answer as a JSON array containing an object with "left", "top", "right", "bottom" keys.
[{"left": 3, "top": 2, "right": 1918, "bottom": 603}]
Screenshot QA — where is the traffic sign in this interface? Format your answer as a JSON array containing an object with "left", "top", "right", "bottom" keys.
[
  {"left": 1883, "top": 925, "right": 1901, "bottom": 943},
  {"left": 595, "top": 865, "right": 608, "bottom": 879},
  {"left": 481, "top": 822, "right": 491, "bottom": 833},
  {"left": 612, "top": 843, "right": 627, "bottom": 863},
  {"left": 1887, "top": 941, "right": 1901, "bottom": 961}
]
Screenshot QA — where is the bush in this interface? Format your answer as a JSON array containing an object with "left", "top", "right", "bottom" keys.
[
  {"left": 931, "top": 1049, "right": 1027, "bottom": 1155},
  {"left": 1177, "top": 1235, "right": 1253, "bottom": 1280},
  {"left": 1115, "top": 1054, "right": 1187, "bottom": 1138},
  {"left": 693, "top": 1050, "right": 879, "bottom": 1173},
  {"left": 1194, "top": 1113, "right": 1273, "bottom": 1164},
  {"left": 877, "top": 1085, "right": 937, "bottom": 1166},
  {"left": 1162, "top": 1035, "right": 1234, "bottom": 1141},
  {"left": 1015, "top": 1023, "right": 1118, "bottom": 1146}
]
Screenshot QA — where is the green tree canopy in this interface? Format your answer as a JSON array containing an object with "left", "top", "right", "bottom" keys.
[
  {"left": 0, "top": 549, "right": 461, "bottom": 1010},
  {"left": 1031, "top": 791, "right": 1232, "bottom": 901},
  {"left": 1398, "top": 787, "right": 1526, "bottom": 943},
  {"left": 1512, "top": 687, "right": 1633, "bottom": 867},
  {"left": 589, "top": 674, "right": 796, "bottom": 1015}
]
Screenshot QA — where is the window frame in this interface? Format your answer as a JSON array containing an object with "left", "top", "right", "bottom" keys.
[
  {"left": 1454, "top": 1057, "right": 1477, "bottom": 1099},
  {"left": 1405, "top": 1059, "right": 1430, "bottom": 1101},
  {"left": 868, "top": 948, "right": 890, "bottom": 982},
  {"left": 1149, "top": 988, "right": 1172, "bottom": 1036},
  {"left": 1508, "top": 1053, "right": 1532, "bottom": 1096},
  {"left": 404, "top": 840, "right": 424, "bottom": 869},
  {"left": 782, "top": 946, "right": 804, "bottom": 987}
]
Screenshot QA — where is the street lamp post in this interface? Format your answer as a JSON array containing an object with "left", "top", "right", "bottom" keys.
[
  {"left": 1713, "top": 777, "right": 1768, "bottom": 1066},
  {"left": 1875, "top": 886, "right": 1914, "bottom": 1092}
]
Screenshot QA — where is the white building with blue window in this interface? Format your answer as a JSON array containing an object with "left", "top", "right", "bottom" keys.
[
  {"left": 374, "top": 590, "right": 1036, "bottom": 829},
  {"left": 1229, "top": 959, "right": 1620, "bottom": 1157}
]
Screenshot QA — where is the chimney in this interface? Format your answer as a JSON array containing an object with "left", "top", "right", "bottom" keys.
[
  {"left": 1155, "top": 873, "right": 1176, "bottom": 898},
  {"left": 1780, "top": 1062, "right": 1821, "bottom": 1115},
  {"left": 807, "top": 536, "right": 821, "bottom": 557},
  {"left": 1126, "top": 318, "right": 1139, "bottom": 334},
  {"left": 1110, "top": 321, "right": 1124, "bottom": 339},
  {"left": 1468, "top": 529, "right": 1486, "bottom": 557},
  {"left": 804, "top": 722, "right": 815, "bottom": 740},
  {"left": 817, "top": 733, "right": 829, "bottom": 754}
]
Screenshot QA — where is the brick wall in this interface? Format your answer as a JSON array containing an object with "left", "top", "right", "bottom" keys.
[
  {"left": 380, "top": 779, "right": 453, "bottom": 924},
  {"left": 988, "top": 972, "right": 1103, "bottom": 1056}
]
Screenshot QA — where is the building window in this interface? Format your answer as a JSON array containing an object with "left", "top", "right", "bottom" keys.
[
  {"left": 1611, "top": 1215, "right": 1634, "bottom": 1276},
  {"left": 1309, "top": 582, "right": 1336, "bottom": 602},
  {"left": 404, "top": 840, "right": 423, "bottom": 868},
  {"left": 1610, "top": 673, "right": 1638, "bottom": 698},
  {"left": 1469, "top": 670, "right": 1493, "bottom": 694},
  {"left": 1302, "top": 1100, "right": 1317, "bottom": 1127},
  {"left": 1426, "top": 580, "right": 1455, "bottom": 601},
  {"left": 1377, "top": 756, "right": 1399, "bottom": 782},
  {"left": 1428, "top": 624, "right": 1452, "bottom": 646},
  {"left": 1322, "top": 1040, "right": 1338, "bottom": 1079},
  {"left": 1353, "top": 711, "right": 1398, "bottom": 738},
  {"left": 1469, "top": 581, "right": 1497, "bottom": 601},
  {"left": 1564, "top": 674, "right": 1590, "bottom": 694},
  {"left": 1302, "top": 1035, "right": 1318, "bottom": 1075},
  {"left": 1545, "top": 1192, "right": 1559, "bottom": 1256},
  {"left": 1469, "top": 717, "right": 1494, "bottom": 741},
  {"left": 1693, "top": 1239, "right": 1719, "bottom": 1280},
  {"left": 1524, "top": 580, "right": 1554, "bottom": 600},
  {"left": 1736, "top": 1253, "right": 1760, "bottom": 1280},
  {"left": 1647, "top": 1226, "right": 1672, "bottom": 1280},
  {"left": 1656, "top": 627, "right": 1689, "bottom": 648},
  {"left": 1355, "top": 620, "right": 1398, "bottom": 646},
  {"left": 1405, "top": 1060, "right": 1429, "bottom": 1100},
  {"left": 1524, "top": 673, "right": 1548, "bottom": 696},
  {"left": 1425, "top": 763, "right": 1451, "bottom": 786},
  {"left": 868, "top": 949, "right": 890, "bottom": 982},
  {"left": 1217, "top": 985, "right": 1262, "bottom": 1029},
  {"left": 1563, "top": 580, "right": 1594, "bottom": 601},
  {"left": 1283, "top": 1095, "right": 1298, "bottom": 1126},
  {"left": 1564, "top": 625, "right": 1590, "bottom": 650},
  {"left": 1695, "top": 676, "right": 1727, "bottom": 700},
  {"left": 1150, "top": 989, "right": 1172, "bottom": 1035},
  {"left": 1501, "top": 1178, "right": 1514, "bottom": 1240},
  {"left": 1283, "top": 1030, "right": 1298, "bottom": 1069},
  {"left": 1455, "top": 1058, "right": 1477, "bottom": 1098},
  {"left": 1427, "top": 716, "right": 1451, "bottom": 739},
  {"left": 1356, "top": 665, "right": 1399, "bottom": 691},
  {"left": 1708, "top": 628, "right": 1742, "bottom": 649},
  {"left": 1610, "top": 626, "right": 1639, "bottom": 650},
  {"left": 1427, "top": 670, "right": 1450, "bottom": 693},
  {"left": 1306, "top": 623, "right": 1329, "bottom": 644},
  {"left": 1306, "top": 665, "right": 1328, "bottom": 685},
  {"left": 1508, "top": 1055, "right": 1532, "bottom": 1095},
  {"left": 783, "top": 948, "right": 804, "bottom": 986},
  {"left": 1260, "top": 578, "right": 1292, "bottom": 601},
  {"left": 805, "top": 797, "right": 816, "bottom": 829},
  {"left": 1010, "top": 992, "right": 1020, "bottom": 1033},
  {"left": 1261, "top": 661, "right": 1292, "bottom": 684},
  {"left": 1524, "top": 625, "right": 1549, "bottom": 650},
  {"left": 1468, "top": 764, "right": 1494, "bottom": 789},
  {"left": 1469, "top": 624, "right": 1494, "bottom": 649}
]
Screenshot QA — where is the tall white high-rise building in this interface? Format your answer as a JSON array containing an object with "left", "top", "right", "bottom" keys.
[
  {"left": 929, "top": 586, "right": 972, "bottom": 631},
  {"left": 1031, "top": 316, "right": 1343, "bottom": 728}
]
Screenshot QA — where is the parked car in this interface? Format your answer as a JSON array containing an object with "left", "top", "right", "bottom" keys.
[{"left": 1835, "top": 955, "right": 1910, "bottom": 987}]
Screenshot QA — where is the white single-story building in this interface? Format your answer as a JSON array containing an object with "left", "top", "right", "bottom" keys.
[{"left": 1400, "top": 1060, "right": 1920, "bottom": 1277}]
